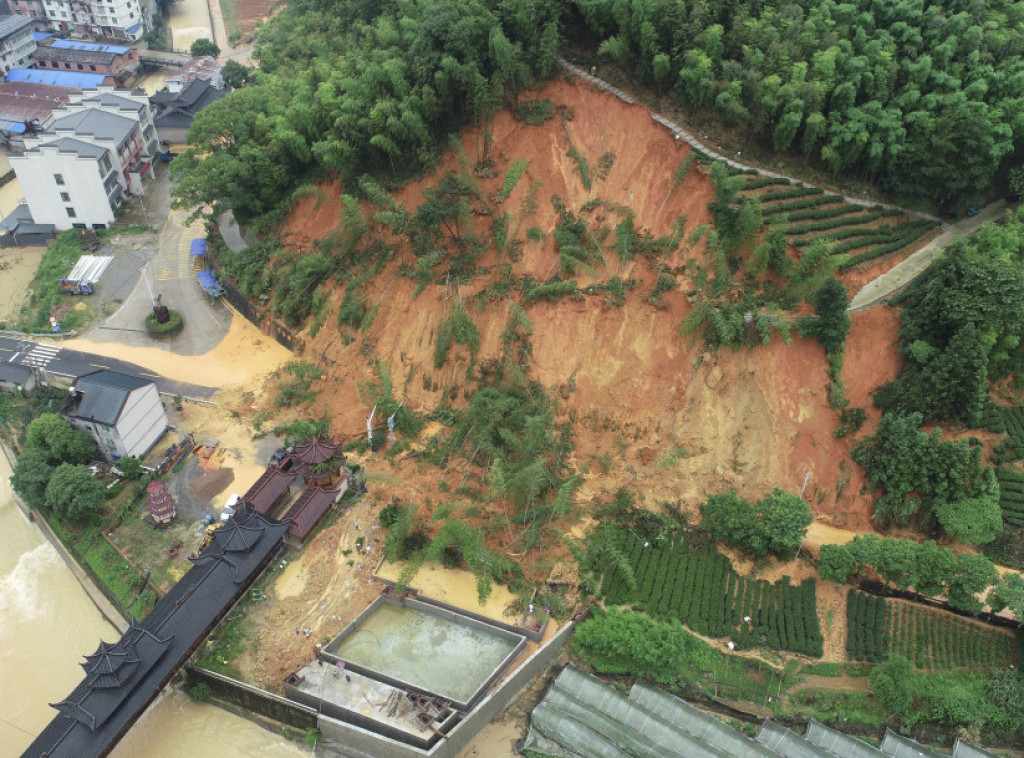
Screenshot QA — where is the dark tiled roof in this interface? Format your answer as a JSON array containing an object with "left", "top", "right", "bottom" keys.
[
  {"left": 64, "top": 370, "right": 152, "bottom": 426},
  {"left": 0, "top": 362, "right": 32, "bottom": 384},
  {"left": 51, "top": 107, "right": 136, "bottom": 144},
  {"left": 36, "top": 136, "right": 109, "bottom": 158},
  {"left": 283, "top": 481, "right": 344, "bottom": 540},
  {"left": 33, "top": 46, "right": 117, "bottom": 65},
  {"left": 151, "top": 79, "right": 226, "bottom": 129},
  {"left": 242, "top": 466, "right": 296, "bottom": 514},
  {"left": 22, "top": 506, "right": 289, "bottom": 758}
]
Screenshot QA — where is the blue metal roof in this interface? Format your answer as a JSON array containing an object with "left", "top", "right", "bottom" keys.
[
  {"left": 189, "top": 238, "right": 207, "bottom": 257},
  {"left": 50, "top": 38, "right": 132, "bottom": 55},
  {"left": 126, "top": 23, "right": 142, "bottom": 35},
  {"left": 32, "top": 32, "right": 52, "bottom": 42},
  {"left": 197, "top": 269, "right": 219, "bottom": 289},
  {"left": 6, "top": 68, "right": 106, "bottom": 89}
]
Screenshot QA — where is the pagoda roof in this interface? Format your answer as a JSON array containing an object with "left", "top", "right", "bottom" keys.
[{"left": 291, "top": 434, "right": 340, "bottom": 466}]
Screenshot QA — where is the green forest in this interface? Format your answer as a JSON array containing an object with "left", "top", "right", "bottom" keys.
[{"left": 172, "top": 0, "right": 1024, "bottom": 223}]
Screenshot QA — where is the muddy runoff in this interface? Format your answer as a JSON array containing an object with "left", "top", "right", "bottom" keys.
[{"left": 0, "top": 453, "right": 305, "bottom": 757}]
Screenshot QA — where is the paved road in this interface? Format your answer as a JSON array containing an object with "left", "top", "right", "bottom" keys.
[
  {"left": 84, "top": 163, "right": 234, "bottom": 356},
  {"left": 0, "top": 334, "right": 216, "bottom": 399},
  {"left": 848, "top": 200, "right": 1008, "bottom": 311}
]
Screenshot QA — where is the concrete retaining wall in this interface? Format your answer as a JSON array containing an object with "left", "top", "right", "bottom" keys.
[
  {"left": 184, "top": 667, "right": 318, "bottom": 730},
  {"left": 317, "top": 619, "right": 576, "bottom": 758}
]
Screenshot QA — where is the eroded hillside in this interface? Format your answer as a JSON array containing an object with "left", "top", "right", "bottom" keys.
[{"left": 253, "top": 77, "right": 899, "bottom": 580}]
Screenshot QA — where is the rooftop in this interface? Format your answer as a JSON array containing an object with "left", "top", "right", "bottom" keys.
[
  {"left": 33, "top": 46, "right": 118, "bottom": 65},
  {"left": 50, "top": 39, "right": 132, "bottom": 55},
  {"left": 34, "top": 136, "right": 109, "bottom": 159},
  {"left": 63, "top": 370, "right": 152, "bottom": 426},
  {"left": 51, "top": 107, "right": 136, "bottom": 144},
  {"left": 22, "top": 507, "right": 289, "bottom": 758},
  {"left": 0, "top": 14, "right": 31, "bottom": 40},
  {"left": 0, "top": 81, "right": 74, "bottom": 124},
  {"left": 7, "top": 68, "right": 108, "bottom": 89}
]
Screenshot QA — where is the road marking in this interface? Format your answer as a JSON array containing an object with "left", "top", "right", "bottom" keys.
[
  {"left": 22, "top": 344, "right": 61, "bottom": 368},
  {"left": 89, "top": 363, "right": 110, "bottom": 369},
  {"left": 0, "top": 347, "right": 11, "bottom": 351},
  {"left": 141, "top": 372, "right": 160, "bottom": 378}
]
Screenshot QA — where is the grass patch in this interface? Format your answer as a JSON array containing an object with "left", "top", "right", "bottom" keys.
[
  {"left": 20, "top": 230, "right": 86, "bottom": 332},
  {"left": 800, "top": 661, "right": 843, "bottom": 677},
  {"left": 218, "top": 0, "right": 240, "bottom": 40}
]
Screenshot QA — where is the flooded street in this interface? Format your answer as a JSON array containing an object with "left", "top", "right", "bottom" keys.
[{"left": 0, "top": 454, "right": 305, "bottom": 757}]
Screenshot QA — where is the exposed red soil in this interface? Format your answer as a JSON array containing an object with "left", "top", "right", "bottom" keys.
[
  {"left": 234, "top": 0, "right": 281, "bottom": 34},
  {"left": 275, "top": 77, "right": 887, "bottom": 577}
]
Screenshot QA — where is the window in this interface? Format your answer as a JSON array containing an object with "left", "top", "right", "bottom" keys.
[
  {"left": 89, "top": 64, "right": 95, "bottom": 71},
  {"left": 60, "top": 192, "right": 70, "bottom": 202},
  {"left": 66, "top": 207, "right": 76, "bottom": 218},
  {"left": 53, "top": 173, "right": 64, "bottom": 185}
]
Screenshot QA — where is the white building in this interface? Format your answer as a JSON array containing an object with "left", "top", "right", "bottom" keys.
[
  {"left": 62, "top": 370, "right": 168, "bottom": 461},
  {"left": 10, "top": 86, "right": 159, "bottom": 229},
  {"left": 0, "top": 15, "right": 36, "bottom": 75},
  {"left": 40, "top": 0, "right": 145, "bottom": 41}
]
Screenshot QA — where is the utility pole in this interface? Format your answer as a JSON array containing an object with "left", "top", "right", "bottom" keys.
[
  {"left": 139, "top": 266, "right": 157, "bottom": 307},
  {"left": 365, "top": 405, "right": 376, "bottom": 451}
]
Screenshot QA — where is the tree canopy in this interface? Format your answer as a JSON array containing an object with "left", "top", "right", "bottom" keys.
[
  {"left": 44, "top": 463, "right": 106, "bottom": 522},
  {"left": 25, "top": 412, "right": 95, "bottom": 465},
  {"left": 699, "top": 488, "right": 811, "bottom": 557},
  {"left": 171, "top": 0, "right": 561, "bottom": 223},
  {"left": 820, "top": 534, "right": 998, "bottom": 613},
  {"left": 569, "top": 0, "right": 1024, "bottom": 208},
  {"left": 852, "top": 411, "right": 1000, "bottom": 538}
]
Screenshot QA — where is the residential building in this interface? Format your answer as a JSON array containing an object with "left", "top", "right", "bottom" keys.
[
  {"left": 0, "top": 80, "right": 74, "bottom": 148},
  {"left": 9, "top": 1, "right": 47, "bottom": 25},
  {"left": 0, "top": 14, "right": 35, "bottom": 75},
  {"left": 10, "top": 85, "right": 158, "bottom": 229},
  {"left": 7, "top": 66, "right": 113, "bottom": 87},
  {"left": 62, "top": 369, "right": 168, "bottom": 461},
  {"left": 149, "top": 76, "right": 225, "bottom": 142},
  {"left": 33, "top": 38, "right": 138, "bottom": 78},
  {"left": 39, "top": 0, "right": 145, "bottom": 41}
]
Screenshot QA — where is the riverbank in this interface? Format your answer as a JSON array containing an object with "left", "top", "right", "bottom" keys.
[{"left": 0, "top": 441, "right": 131, "bottom": 633}]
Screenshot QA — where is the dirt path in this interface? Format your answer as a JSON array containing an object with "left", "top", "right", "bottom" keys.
[
  {"left": 791, "top": 673, "right": 871, "bottom": 694},
  {"left": 559, "top": 59, "right": 939, "bottom": 223},
  {"left": 848, "top": 200, "right": 1008, "bottom": 311}
]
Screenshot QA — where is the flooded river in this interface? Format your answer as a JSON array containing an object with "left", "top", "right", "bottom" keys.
[
  {"left": 167, "top": 0, "right": 214, "bottom": 53},
  {"left": 0, "top": 455, "right": 305, "bottom": 757}
]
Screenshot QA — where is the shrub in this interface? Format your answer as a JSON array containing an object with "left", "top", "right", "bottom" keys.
[
  {"left": 145, "top": 309, "right": 184, "bottom": 337},
  {"left": 189, "top": 682, "right": 213, "bottom": 703}
]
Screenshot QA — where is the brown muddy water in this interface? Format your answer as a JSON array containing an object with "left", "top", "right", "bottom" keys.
[{"left": 0, "top": 455, "right": 305, "bottom": 757}]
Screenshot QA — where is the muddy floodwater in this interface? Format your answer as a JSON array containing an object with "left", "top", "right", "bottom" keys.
[
  {"left": 167, "top": 0, "right": 214, "bottom": 52},
  {"left": 0, "top": 454, "right": 305, "bottom": 757}
]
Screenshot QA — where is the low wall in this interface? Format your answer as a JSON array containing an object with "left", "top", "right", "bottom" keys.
[
  {"left": 317, "top": 618, "right": 576, "bottom": 758},
  {"left": 321, "top": 595, "right": 526, "bottom": 710},
  {"left": 0, "top": 440, "right": 130, "bottom": 633},
  {"left": 184, "top": 667, "right": 318, "bottom": 731}
]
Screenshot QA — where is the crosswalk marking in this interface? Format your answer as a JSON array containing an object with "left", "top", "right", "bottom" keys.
[{"left": 21, "top": 344, "right": 61, "bottom": 368}]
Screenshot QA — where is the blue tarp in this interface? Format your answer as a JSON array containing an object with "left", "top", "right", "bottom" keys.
[
  {"left": 0, "top": 119, "right": 26, "bottom": 134},
  {"left": 189, "top": 238, "right": 207, "bottom": 257},
  {"left": 32, "top": 32, "right": 53, "bottom": 42}
]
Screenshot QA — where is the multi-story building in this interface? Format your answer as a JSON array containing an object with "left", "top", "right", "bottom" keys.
[
  {"left": 7, "top": 0, "right": 47, "bottom": 26},
  {"left": 39, "top": 0, "right": 145, "bottom": 41},
  {"left": 33, "top": 38, "right": 138, "bottom": 78},
  {"left": 0, "top": 15, "right": 35, "bottom": 76},
  {"left": 10, "top": 86, "right": 158, "bottom": 229},
  {"left": 0, "top": 80, "right": 74, "bottom": 148}
]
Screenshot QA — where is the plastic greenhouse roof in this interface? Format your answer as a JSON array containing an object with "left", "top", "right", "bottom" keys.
[
  {"left": 806, "top": 719, "right": 884, "bottom": 758},
  {"left": 880, "top": 730, "right": 949, "bottom": 758},
  {"left": 758, "top": 719, "right": 836, "bottom": 758},
  {"left": 524, "top": 666, "right": 731, "bottom": 758},
  {"left": 953, "top": 740, "right": 1000, "bottom": 758},
  {"left": 630, "top": 681, "right": 778, "bottom": 758}
]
